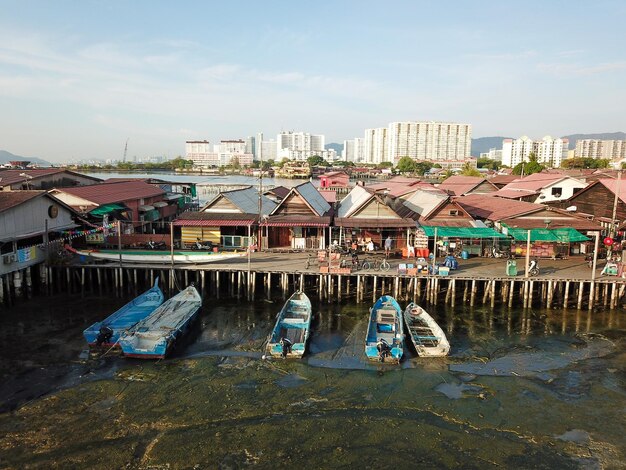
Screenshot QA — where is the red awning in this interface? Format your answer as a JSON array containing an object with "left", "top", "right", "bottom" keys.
[
  {"left": 173, "top": 219, "right": 255, "bottom": 227},
  {"left": 262, "top": 221, "right": 329, "bottom": 227}
]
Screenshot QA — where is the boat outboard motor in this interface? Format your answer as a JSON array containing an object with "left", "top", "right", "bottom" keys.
[
  {"left": 279, "top": 337, "right": 293, "bottom": 357},
  {"left": 96, "top": 326, "right": 114, "bottom": 346},
  {"left": 376, "top": 338, "right": 392, "bottom": 362}
]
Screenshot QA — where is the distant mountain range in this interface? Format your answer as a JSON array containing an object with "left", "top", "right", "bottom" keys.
[
  {"left": 0, "top": 150, "right": 52, "bottom": 166},
  {"left": 5, "top": 132, "right": 626, "bottom": 166},
  {"left": 471, "top": 132, "right": 626, "bottom": 156},
  {"left": 325, "top": 143, "right": 343, "bottom": 154}
]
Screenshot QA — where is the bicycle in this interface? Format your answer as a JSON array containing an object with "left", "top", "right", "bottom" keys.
[{"left": 360, "top": 256, "right": 391, "bottom": 272}]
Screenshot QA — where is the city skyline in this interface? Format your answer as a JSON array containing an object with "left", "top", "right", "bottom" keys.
[{"left": 1, "top": 1, "right": 625, "bottom": 162}]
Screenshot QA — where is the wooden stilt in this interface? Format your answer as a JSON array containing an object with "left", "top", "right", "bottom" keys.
[
  {"left": 470, "top": 280, "right": 477, "bottom": 307},
  {"left": 577, "top": 281, "right": 584, "bottom": 310},
  {"left": 564, "top": 281, "right": 570, "bottom": 308},
  {"left": 610, "top": 282, "right": 617, "bottom": 309},
  {"left": 490, "top": 280, "right": 496, "bottom": 308},
  {"left": 528, "top": 280, "right": 535, "bottom": 307},
  {"left": 508, "top": 280, "right": 515, "bottom": 308},
  {"left": 588, "top": 281, "right": 595, "bottom": 310}
]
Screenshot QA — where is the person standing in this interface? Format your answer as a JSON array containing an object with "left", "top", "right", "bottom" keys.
[{"left": 384, "top": 235, "right": 392, "bottom": 258}]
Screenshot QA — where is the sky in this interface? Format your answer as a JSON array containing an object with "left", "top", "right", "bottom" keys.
[{"left": 1, "top": 0, "right": 625, "bottom": 162}]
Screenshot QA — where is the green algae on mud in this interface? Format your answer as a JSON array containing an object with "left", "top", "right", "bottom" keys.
[{"left": 0, "top": 354, "right": 613, "bottom": 469}]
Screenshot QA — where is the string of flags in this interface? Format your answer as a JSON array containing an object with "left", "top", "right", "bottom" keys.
[{"left": 59, "top": 223, "right": 116, "bottom": 240}]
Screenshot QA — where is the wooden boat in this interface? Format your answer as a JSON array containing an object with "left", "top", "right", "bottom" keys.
[
  {"left": 74, "top": 248, "right": 244, "bottom": 264},
  {"left": 118, "top": 285, "right": 202, "bottom": 359},
  {"left": 266, "top": 291, "right": 312, "bottom": 358},
  {"left": 403, "top": 302, "right": 450, "bottom": 357},
  {"left": 364, "top": 295, "right": 404, "bottom": 363},
  {"left": 83, "top": 277, "right": 164, "bottom": 347}
]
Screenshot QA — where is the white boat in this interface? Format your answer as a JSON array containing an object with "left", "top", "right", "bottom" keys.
[
  {"left": 118, "top": 285, "right": 203, "bottom": 359},
  {"left": 403, "top": 302, "right": 450, "bottom": 357},
  {"left": 74, "top": 248, "right": 244, "bottom": 264}
]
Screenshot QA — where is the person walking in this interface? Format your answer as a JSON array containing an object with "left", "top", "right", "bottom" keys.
[{"left": 384, "top": 235, "right": 393, "bottom": 258}]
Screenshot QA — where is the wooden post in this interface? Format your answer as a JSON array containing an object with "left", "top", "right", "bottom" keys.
[
  {"left": 508, "top": 280, "right": 515, "bottom": 308},
  {"left": 482, "top": 280, "right": 490, "bottom": 305},
  {"left": 372, "top": 276, "right": 377, "bottom": 303},
  {"left": 577, "top": 281, "right": 584, "bottom": 310},
  {"left": 588, "top": 281, "right": 595, "bottom": 310},
  {"left": 463, "top": 280, "right": 468, "bottom": 304},
  {"left": 470, "top": 279, "right": 477, "bottom": 306},
  {"left": 522, "top": 280, "right": 529, "bottom": 308},
  {"left": 528, "top": 280, "right": 535, "bottom": 306},
  {"left": 490, "top": 280, "right": 496, "bottom": 308},
  {"left": 564, "top": 281, "right": 570, "bottom": 308},
  {"left": 450, "top": 279, "right": 456, "bottom": 308},
  {"left": 610, "top": 282, "right": 617, "bottom": 309},
  {"left": 547, "top": 281, "right": 553, "bottom": 309}
]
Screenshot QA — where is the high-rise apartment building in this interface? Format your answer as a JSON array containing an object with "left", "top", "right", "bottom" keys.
[
  {"left": 276, "top": 131, "right": 325, "bottom": 161},
  {"left": 387, "top": 121, "right": 472, "bottom": 162},
  {"left": 575, "top": 140, "right": 626, "bottom": 160},
  {"left": 502, "top": 136, "right": 568, "bottom": 168},
  {"left": 185, "top": 140, "right": 212, "bottom": 167},
  {"left": 363, "top": 127, "right": 389, "bottom": 164}
]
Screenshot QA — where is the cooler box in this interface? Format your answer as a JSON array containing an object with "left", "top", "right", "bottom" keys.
[
  {"left": 461, "top": 250, "right": 469, "bottom": 260},
  {"left": 438, "top": 266, "right": 450, "bottom": 276}
]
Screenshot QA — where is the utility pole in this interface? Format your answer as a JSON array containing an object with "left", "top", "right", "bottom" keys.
[{"left": 608, "top": 170, "right": 622, "bottom": 259}]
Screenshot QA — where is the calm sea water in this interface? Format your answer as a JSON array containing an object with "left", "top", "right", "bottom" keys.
[{"left": 0, "top": 287, "right": 624, "bottom": 468}]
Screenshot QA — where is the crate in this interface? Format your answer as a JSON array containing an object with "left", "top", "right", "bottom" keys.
[
  {"left": 407, "top": 268, "right": 418, "bottom": 276},
  {"left": 319, "top": 266, "right": 329, "bottom": 273},
  {"left": 330, "top": 267, "right": 351, "bottom": 274}
]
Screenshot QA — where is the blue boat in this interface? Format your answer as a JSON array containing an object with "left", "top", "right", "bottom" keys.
[
  {"left": 364, "top": 295, "right": 404, "bottom": 363},
  {"left": 83, "top": 278, "right": 164, "bottom": 347},
  {"left": 266, "top": 291, "right": 312, "bottom": 358},
  {"left": 118, "top": 285, "right": 202, "bottom": 359}
]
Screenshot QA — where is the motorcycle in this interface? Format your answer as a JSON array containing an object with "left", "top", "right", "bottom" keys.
[
  {"left": 144, "top": 240, "right": 166, "bottom": 250},
  {"left": 491, "top": 246, "right": 511, "bottom": 259},
  {"left": 528, "top": 258, "right": 539, "bottom": 276},
  {"left": 191, "top": 239, "right": 214, "bottom": 250}
]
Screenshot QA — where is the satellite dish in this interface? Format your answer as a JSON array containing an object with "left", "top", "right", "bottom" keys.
[{"left": 566, "top": 205, "right": 577, "bottom": 212}]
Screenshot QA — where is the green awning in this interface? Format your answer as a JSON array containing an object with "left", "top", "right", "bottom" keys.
[
  {"left": 89, "top": 203, "right": 128, "bottom": 217},
  {"left": 420, "top": 226, "right": 506, "bottom": 238},
  {"left": 505, "top": 227, "right": 589, "bottom": 243},
  {"left": 552, "top": 228, "right": 589, "bottom": 243}
]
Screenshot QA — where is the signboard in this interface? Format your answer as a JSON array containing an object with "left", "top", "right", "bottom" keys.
[{"left": 86, "top": 233, "right": 105, "bottom": 244}]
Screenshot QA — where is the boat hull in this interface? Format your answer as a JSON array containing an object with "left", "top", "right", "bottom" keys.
[
  {"left": 76, "top": 249, "right": 243, "bottom": 264},
  {"left": 403, "top": 303, "right": 450, "bottom": 357},
  {"left": 119, "top": 285, "right": 202, "bottom": 359},
  {"left": 83, "top": 278, "right": 164, "bottom": 347},
  {"left": 365, "top": 295, "right": 404, "bottom": 363},
  {"left": 266, "top": 291, "right": 312, "bottom": 359}
]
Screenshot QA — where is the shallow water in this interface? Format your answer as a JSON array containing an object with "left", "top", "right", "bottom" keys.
[{"left": 0, "top": 290, "right": 625, "bottom": 468}]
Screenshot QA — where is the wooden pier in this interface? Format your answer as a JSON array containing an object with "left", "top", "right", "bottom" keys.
[{"left": 2, "top": 252, "right": 625, "bottom": 312}]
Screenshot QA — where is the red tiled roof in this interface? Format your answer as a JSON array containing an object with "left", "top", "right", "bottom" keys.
[
  {"left": 0, "top": 190, "right": 45, "bottom": 213},
  {"left": 319, "top": 190, "right": 337, "bottom": 203},
  {"left": 455, "top": 194, "right": 543, "bottom": 220},
  {"left": 493, "top": 189, "right": 538, "bottom": 199},
  {"left": 334, "top": 217, "right": 415, "bottom": 228},
  {"left": 261, "top": 215, "right": 330, "bottom": 227},
  {"left": 173, "top": 219, "right": 254, "bottom": 227},
  {"left": 54, "top": 181, "right": 165, "bottom": 204},
  {"left": 437, "top": 176, "right": 496, "bottom": 196},
  {"left": 499, "top": 173, "right": 569, "bottom": 192}
]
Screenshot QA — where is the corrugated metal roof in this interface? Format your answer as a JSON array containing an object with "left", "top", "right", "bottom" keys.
[
  {"left": 261, "top": 215, "right": 330, "bottom": 227},
  {"left": 437, "top": 176, "right": 496, "bottom": 196},
  {"left": 492, "top": 189, "right": 538, "bottom": 199},
  {"left": 222, "top": 186, "right": 277, "bottom": 214},
  {"left": 294, "top": 182, "right": 331, "bottom": 216},
  {"left": 334, "top": 217, "right": 415, "bottom": 228},
  {"left": 173, "top": 219, "right": 254, "bottom": 227},
  {"left": 338, "top": 185, "right": 372, "bottom": 218},
  {"left": 401, "top": 188, "right": 449, "bottom": 218},
  {"left": 455, "top": 194, "right": 543, "bottom": 221},
  {"left": 176, "top": 212, "right": 257, "bottom": 222},
  {"left": 0, "top": 190, "right": 46, "bottom": 213},
  {"left": 53, "top": 181, "right": 165, "bottom": 204}
]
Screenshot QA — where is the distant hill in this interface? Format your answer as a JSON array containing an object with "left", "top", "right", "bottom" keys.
[
  {"left": 325, "top": 143, "right": 343, "bottom": 155},
  {"left": 0, "top": 150, "right": 52, "bottom": 166},
  {"left": 471, "top": 137, "right": 512, "bottom": 157},
  {"left": 562, "top": 132, "right": 626, "bottom": 150}
]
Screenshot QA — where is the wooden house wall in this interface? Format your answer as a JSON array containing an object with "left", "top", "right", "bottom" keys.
[
  {"left": 353, "top": 199, "right": 399, "bottom": 219},
  {"left": 468, "top": 181, "right": 498, "bottom": 194},
  {"left": 0, "top": 197, "right": 74, "bottom": 242},
  {"left": 569, "top": 184, "right": 626, "bottom": 221},
  {"left": 274, "top": 194, "right": 315, "bottom": 216},
  {"left": 425, "top": 201, "right": 474, "bottom": 224},
  {"left": 203, "top": 197, "right": 240, "bottom": 213}
]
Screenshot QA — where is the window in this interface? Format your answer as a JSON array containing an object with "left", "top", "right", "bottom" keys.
[
  {"left": 551, "top": 187, "right": 562, "bottom": 197},
  {"left": 449, "top": 210, "right": 459, "bottom": 216}
]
